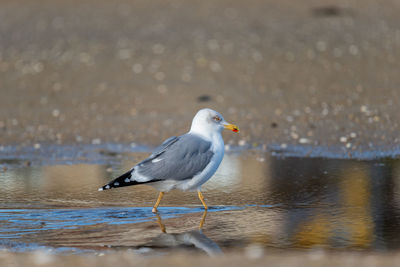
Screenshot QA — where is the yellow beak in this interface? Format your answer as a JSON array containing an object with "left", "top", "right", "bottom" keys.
[{"left": 224, "top": 123, "right": 239, "bottom": 133}]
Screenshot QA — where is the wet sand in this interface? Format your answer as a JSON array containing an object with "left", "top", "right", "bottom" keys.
[{"left": 0, "top": 0, "right": 399, "bottom": 152}]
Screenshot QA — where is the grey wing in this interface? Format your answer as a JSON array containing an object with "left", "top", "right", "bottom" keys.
[
  {"left": 143, "top": 136, "right": 180, "bottom": 162},
  {"left": 135, "top": 134, "right": 214, "bottom": 181}
]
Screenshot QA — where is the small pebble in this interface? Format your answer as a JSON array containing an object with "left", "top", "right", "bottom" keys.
[
  {"left": 152, "top": 43, "right": 165, "bottom": 54},
  {"left": 32, "top": 250, "right": 55, "bottom": 265},
  {"left": 154, "top": 71, "right": 165, "bottom": 81},
  {"left": 132, "top": 63, "right": 143, "bottom": 74},
  {"left": 209, "top": 61, "right": 222, "bottom": 72},
  {"left": 245, "top": 244, "right": 264, "bottom": 259},
  {"left": 92, "top": 138, "right": 101, "bottom": 145},
  {"left": 316, "top": 40, "right": 327, "bottom": 52},
  {"left": 52, "top": 109, "right": 60, "bottom": 117},
  {"left": 308, "top": 248, "right": 326, "bottom": 260},
  {"left": 360, "top": 105, "right": 368, "bottom": 113},
  {"left": 349, "top": 44, "right": 359, "bottom": 55},
  {"left": 118, "top": 49, "right": 132, "bottom": 60},
  {"left": 197, "top": 95, "right": 211, "bottom": 102},
  {"left": 157, "top": 84, "right": 168, "bottom": 94},
  {"left": 299, "top": 138, "right": 310, "bottom": 144}
]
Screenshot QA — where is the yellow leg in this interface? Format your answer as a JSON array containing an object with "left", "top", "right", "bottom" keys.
[
  {"left": 152, "top": 192, "right": 164, "bottom": 213},
  {"left": 197, "top": 191, "right": 208, "bottom": 210},
  {"left": 199, "top": 210, "right": 208, "bottom": 230},
  {"left": 155, "top": 213, "right": 166, "bottom": 233}
]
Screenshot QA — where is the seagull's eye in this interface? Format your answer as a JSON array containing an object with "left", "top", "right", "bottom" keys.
[{"left": 213, "top": 116, "right": 221, "bottom": 122}]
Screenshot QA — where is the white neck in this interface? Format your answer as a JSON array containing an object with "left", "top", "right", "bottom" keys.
[{"left": 189, "top": 124, "right": 222, "bottom": 142}]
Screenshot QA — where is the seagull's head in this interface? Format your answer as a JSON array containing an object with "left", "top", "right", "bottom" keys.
[{"left": 190, "top": 108, "right": 239, "bottom": 137}]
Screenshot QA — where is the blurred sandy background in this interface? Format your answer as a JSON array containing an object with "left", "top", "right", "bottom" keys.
[{"left": 0, "top": 0, "right": 399, "bottom": 150}]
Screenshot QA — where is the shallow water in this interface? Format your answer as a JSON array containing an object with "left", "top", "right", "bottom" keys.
[{"left": 1, "top": 148, "right": 400, "bottom": 255}]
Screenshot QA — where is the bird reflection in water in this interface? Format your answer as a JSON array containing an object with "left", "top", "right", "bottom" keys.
[
  {"left": 148, "top": 211, "right": 222, "bottom": 256},
  {"left": 156, "top": 210, "right": 208, "bottom": 232}
]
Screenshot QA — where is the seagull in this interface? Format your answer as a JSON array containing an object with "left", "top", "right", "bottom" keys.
[{"left": 98, "top": 108, "right": 239, "bottom": 213}]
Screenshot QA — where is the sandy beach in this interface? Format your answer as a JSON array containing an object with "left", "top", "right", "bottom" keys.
[{"left": 0, "top": 0, "right": 399, "bottom": 151}]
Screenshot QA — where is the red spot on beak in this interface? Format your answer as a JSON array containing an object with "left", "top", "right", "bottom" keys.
[{"left": 224, "top": 123, "right": 239, "bottom": 132}]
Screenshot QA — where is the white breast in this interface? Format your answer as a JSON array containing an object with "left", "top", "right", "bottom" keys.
[{"left": 177, "top": 133, "right": 225, "bottom": 191}]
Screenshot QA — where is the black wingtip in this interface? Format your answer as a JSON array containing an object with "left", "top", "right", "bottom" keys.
[
  {"left": 98, "top": 168, "right": 162, "bottom": 192},
  {"left": 98, "top": 169, "right": 135, "bottom": 191}
]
